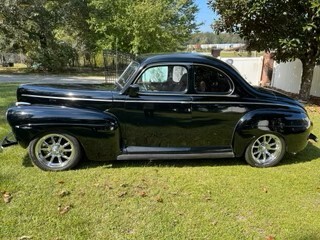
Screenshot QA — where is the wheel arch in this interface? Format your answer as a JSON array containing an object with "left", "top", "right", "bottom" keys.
[
  {"left": 7, "top": 105, "right": 122, "bottom": 161},
  {"left": 232, "top": 108, "right": 311, "bottom": 157}
]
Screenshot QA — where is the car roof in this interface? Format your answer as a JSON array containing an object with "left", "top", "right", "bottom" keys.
[{"left": 136, "top": 52, "right": 225, "bottom": 66}]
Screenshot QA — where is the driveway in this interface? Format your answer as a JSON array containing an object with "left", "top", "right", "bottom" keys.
[{"left": 0, "top": 74, "right": 106, "bottom": 84}]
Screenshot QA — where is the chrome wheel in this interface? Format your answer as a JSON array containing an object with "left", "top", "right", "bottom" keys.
[
  {"left": 245, "top": 133, "right": 285, "bottom": 167},
  {"left": 29, "top": 133, "right": 81, "bottom": 171},
  {"left": 251, "top": 134, "right": 282, "bottom": 164}
]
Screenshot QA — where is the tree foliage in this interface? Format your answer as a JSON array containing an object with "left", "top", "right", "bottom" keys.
[
  {"left": 187, "top": 32, "right": 244, "bottom": 44},
  {"left": 0, "top": 0, "right": 78, "bottom": 70},
  {"left": 209, "top": 0, "right": 320, "bottom": 101},
  {"left": 89, "top": 0, "right": 199, "bottom": 54},
  {"left": 0, "top": 0, "right": 199, "bottom": 71}
]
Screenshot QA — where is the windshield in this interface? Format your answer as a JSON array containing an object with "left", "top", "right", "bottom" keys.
[{"left": 116, "top": 61, "right": 140, "bottom": 88}]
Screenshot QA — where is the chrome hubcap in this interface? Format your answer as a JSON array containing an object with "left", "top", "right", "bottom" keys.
[
  {"left": 251, "top": 134, "right": 282, "bottom": 164},
  {"left": 35, "top": 134, "right": 75, "bottom": 168}
]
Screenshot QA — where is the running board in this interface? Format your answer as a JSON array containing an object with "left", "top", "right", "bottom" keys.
[{"left": 117, "top": 152, "right": 234, "bottom": 161}]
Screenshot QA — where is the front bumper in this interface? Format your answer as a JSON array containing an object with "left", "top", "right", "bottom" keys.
[{"left": 0, "top": 132, "right": 18, "bottom": 153}]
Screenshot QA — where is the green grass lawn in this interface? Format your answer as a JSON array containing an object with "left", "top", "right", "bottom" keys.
[{"left": 1, "top": 83, "right": 320, "bottom": 240}]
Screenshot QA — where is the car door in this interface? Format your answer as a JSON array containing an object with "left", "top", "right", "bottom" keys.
[
  {"left": 123, "top": 64, "right": 192, "bottom": 150},
  {"left": 191, "top": 64, "right": 248, "bottom": 149}
]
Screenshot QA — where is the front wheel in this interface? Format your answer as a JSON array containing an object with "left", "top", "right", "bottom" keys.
[
  {"left": 245, "top": 134, "right": 285, "bottom": 167},
  {"left": 28, "top": 133, "right": 82, "bottom": 171}
]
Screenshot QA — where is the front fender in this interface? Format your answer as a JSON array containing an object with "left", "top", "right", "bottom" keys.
[
  {"left": 7, "top": 104, "right": 121, "bottom": 161},
  {"left": 233, "top": 109, "right": 312, "bottom": 157}
]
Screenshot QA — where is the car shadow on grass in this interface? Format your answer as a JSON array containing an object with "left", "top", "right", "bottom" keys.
[
  {"left": 81, "top": 157, "right": 248, "bottom": 170},
  {"left": 22, "top": 154, "right": 34, "bottom": 168},
  {"left": 280, "top": 142, "right": 320, "bottom": 166},
  {"left": 21, "top": 142, "right": 320, "bottom": 170}
]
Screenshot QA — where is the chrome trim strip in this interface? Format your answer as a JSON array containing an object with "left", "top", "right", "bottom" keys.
[
  {"left": 117, "top": 100, "right": 191, "bottom": 104},
  {"left": 21, "top": 94, "right": 301, "bottom": 110},
  {"left": 21, "top": 94, "right": 113, "bottom": 102},
  {"left": 117, "top": 152, "right": 235, "bottom": 160},
  {"left": 16, "top": 102, "right": 31, "bottom": 106}
]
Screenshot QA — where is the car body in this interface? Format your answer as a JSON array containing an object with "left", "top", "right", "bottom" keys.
[{"left": 1, "top": 53, "right": 317, "bottom": 170}]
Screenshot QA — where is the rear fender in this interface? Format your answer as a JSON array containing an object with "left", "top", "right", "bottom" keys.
[
  {"left": 232, "top": 109, "right": 311, "bottom": 157},
  {"left": 7, "top": 105, "right": 121, "bottom": 161}
]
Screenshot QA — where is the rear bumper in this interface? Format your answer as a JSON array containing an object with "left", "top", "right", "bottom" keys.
[{"left": 0, "top": 132, "right": 18, "bottom": 153}]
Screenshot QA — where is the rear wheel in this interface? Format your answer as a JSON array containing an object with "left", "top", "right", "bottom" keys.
[
  {"left": 28, "top": 133, "right": 81, "bottom": 171},
  {"left": 245, "top": 134, "right": 285, "bottom": 167}
]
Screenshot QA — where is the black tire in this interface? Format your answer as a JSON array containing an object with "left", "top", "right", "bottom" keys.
[
  {"left": 28, "top": 133, "right": 82, "bottom": 171},
  {"left": 245, "top": 133, "right": 285, "bottom": 167}
]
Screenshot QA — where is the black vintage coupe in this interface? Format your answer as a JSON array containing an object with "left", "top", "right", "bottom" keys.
[{"left": 1, "top": 53, "right": 317, "bottom": 170}]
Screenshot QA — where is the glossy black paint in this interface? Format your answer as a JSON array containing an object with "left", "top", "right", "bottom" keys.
[
  {"left": 5, "top": 53, "right": 314, "bottom": 162},
  {"left": 7, "top": 105, "right": 120, "bottom": 161}
]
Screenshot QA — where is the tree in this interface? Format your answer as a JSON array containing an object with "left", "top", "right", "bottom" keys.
[
  {"left": 187, "top": 32, "right": 244, "bottom": 45},
  {"left": 209, "top": 0, "right": 320, "bottom": 101},
  {"left": 51, "top": 0, "right": 100, "bottom": 68},
  {"left": 0, "top": 0, "right": 199, "bottom": 70},
  {"left": 0, "top": 0, "right": 75, "bottom": 70},
  {"left": 89, "top": 0, "right": 199, "bottom": 54}
]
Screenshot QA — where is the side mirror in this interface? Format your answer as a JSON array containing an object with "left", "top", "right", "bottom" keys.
[{"left": 127, "top": 84, "right": 140, "bottom": 97}]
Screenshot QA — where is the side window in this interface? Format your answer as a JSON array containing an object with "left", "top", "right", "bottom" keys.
[
  {"left": 194, "top": 65, "right": 232, "bottom": 94},
  {"left": 136, "top": 65, "right": 188, "bottom": 92}
]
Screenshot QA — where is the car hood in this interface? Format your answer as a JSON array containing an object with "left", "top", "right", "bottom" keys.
[{"left": 17, "top": 83, "right": 116, "bottom": 104}]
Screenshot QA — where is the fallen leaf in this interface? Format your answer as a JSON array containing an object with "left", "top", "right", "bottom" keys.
[
  {"left": 211, "top": 221, "right": 218, "bottom": 226},
  {"left": 58, "top": 190, "right": 70, "bottom": 198},
  {"left": 204, "top": 196, "right": 211, "bottom": 201},
  {"left": 266, "top": 236, "right": 275, "bottom": 240},
  {"left": 105, "top": 185, "right": 113, "bottom": 190},
  {"left": 2, "top": 191, "right": 12, "bottom": 203},
  {"left": 18, "top": 236, "right": 32, "bottom": 240},
  {"left": 139, "top": 191, "right": 147, "bottom": 197},
  {"left": 156, "top": 196, "right": 163, "bottom": 203},
  {"left": 126, "top": 229, "right": 135, "bottom": 234},
  {"left": 120, "top": 183, "right": 129, "bottom": 188},
  {"left": 118, "top": 191, "right": 127, "bottom": 198},
  {"left": 58, "top": 204, "right": 72, "bottom": 214},
  {"left": 237, "top": 215, "right": 247, "bottom": 221}
]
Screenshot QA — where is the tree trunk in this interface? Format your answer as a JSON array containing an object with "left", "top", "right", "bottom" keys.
[{"left": 299, "top": 60, "right": 315, "bottom": 102}]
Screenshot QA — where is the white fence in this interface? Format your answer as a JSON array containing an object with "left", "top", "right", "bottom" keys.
[
  {"left": 221, "top": 57, "right": 263, "bottom": 86},
  {"left": 221, "top": 56, "right": 320, "bottom": 97},
  {"left": 312, "top": 66, "right": 320, "bottom": 97},
  {"left": 271, "top": 60, "right": 320, "bottom": 97}
]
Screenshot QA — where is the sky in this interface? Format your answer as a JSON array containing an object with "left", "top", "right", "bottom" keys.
[{"left": 194, "top": 0, "right": 217, "bottom": 32}]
